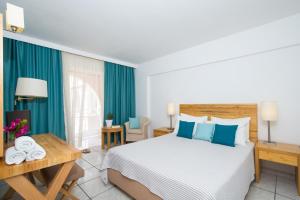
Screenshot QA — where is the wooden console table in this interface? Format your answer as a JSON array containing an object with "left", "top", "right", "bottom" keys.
[{"left": 0, "top": 134, "right": 81, "bottom": 200}]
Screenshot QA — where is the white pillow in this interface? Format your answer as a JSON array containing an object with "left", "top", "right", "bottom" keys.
[
  {"left": 211, "top": 117, "right": 250, "bottom": 146},
  {"left": 173, "top": 114, "right": 208, "bottom": 135}
]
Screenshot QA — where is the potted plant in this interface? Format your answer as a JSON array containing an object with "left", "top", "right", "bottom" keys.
[
  {"left": 4, "top": 118, "right": 29, "bottom": 146},
  {"left": 106, "top": 113, "right": 114, "bottom": 127}
]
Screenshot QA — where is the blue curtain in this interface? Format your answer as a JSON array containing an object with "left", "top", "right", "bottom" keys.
[
  {"left": 3, "top": 38, "right": 66, "bottom": 140},
  {"left": 104, "top": 62, "right": 136, "bottom": 141}
]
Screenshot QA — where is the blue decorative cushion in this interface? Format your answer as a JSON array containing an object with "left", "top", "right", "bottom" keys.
[
  {"left": 193, "top": 123, "right": 215, "bottom": 142},
  {"left": 177, "top": 121, "right": 195, "bottom": 139},
  {"left": 129, "top": 117, "right": 140, "bottom": 129},
  {"left": 212, "top": 124, "right": 238, "bottom": 147}
]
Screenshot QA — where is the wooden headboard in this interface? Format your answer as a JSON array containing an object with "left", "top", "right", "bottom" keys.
[{"left": 180, "top": 104, "right": 258, "bottom": 143}]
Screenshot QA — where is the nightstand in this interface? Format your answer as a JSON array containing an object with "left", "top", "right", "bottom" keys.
[
  {"left": 153, "top": 127, "right": 173, "bottom": 137},
  {"left": 255, "top": 140, "right": 300, "bottom": 195}
]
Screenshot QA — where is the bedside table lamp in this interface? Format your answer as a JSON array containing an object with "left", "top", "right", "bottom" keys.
[
  {"left": 261, "top": 101, "right": 278, "bottom": 143},
  {"left": 15, "top": 78, "right": 48, "bottom": 108},
  {"left": 167, "top": 103, "right": 176, "bottom": 130}
]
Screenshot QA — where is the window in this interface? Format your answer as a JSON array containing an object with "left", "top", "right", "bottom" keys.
[{"left": 63, "top": 52, "right": 104, "bottom": 149}]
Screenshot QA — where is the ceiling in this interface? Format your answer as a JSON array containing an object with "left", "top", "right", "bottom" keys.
[{"left": 1, "top": 0, "right": 300, "bottom": 64}]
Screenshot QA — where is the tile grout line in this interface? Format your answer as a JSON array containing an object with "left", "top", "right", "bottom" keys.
[
  {"left": 77, "top": 184, "right": 93, "bottom": 200},
  {"left": 79, "top": 150, "right": 117, "bottom": 199},
  {"left": 252, "top": 184, "right": 276, "bottom": 194},
  {"left": 78, "top": 174, "right": 102, "bottom": 186},
  {"left": 81, "top": 153, "right": 105, "bottom": 169},
  {"left": 90, "top": 186, "right": 116, "bottom": 199},
  {"left": 274, "top": 175, "right": 297, "bottom": 200},
  {"left": 77, "top": 156, "right": 103, "bottom": 185},
  {"left": 274, "top": 176, "right": 277, "bottom": 200}
]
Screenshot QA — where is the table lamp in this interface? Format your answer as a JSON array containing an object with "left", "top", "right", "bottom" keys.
[
  {"left": 261, "top": 101, "right": 278, "bottom": 144},
  {"left": 167, "top": 103, "right": 176, "bottom": 130}
]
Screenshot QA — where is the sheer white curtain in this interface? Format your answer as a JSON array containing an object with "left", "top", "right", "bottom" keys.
[{"left": 62, "top": 52, "right": 104, "bottom": 149}]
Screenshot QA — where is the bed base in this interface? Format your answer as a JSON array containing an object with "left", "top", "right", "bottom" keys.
[
  {"left": 108, "top": 169, "right": 162, "bottom": 200},
  {"left": 108, "top": 104, "right": 258, "bottom": 199}
]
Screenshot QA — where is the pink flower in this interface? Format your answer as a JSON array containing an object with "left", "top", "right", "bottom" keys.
[
  {"left": 14, "top": 118, "right": 21, "bottom": 124},
  {"left": 9, "top": 121, "right": 17, "bottom": 130},
  {"left": 16, "top": 125, "right": 29, "bottom": 138},
  {"left": 3, "top": 118, "right": 28, "bottom": 136}
]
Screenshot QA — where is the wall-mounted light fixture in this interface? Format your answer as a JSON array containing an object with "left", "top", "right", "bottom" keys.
[
  {"left": 15, "top": 78, "right": 48, "bottom": 107},
  {"left": 6, "top": 3, "right": 24, "bottom": 33}
]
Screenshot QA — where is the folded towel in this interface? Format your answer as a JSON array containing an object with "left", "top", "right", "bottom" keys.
[
  {"left": 15, "top": 136, "right": 36, "bottom": 153},
  {"left": 26, "top": 143, "right": 46, "bottom": 161},
  {"left": 5, "top": 146, "right": 26, "bottom": 165}
]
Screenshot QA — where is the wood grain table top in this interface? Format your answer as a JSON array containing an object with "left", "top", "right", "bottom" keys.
[
  {"left": 102, "top": 126, "right": 123, "bottom": 132},
  {"left": 0, "top": 134, "right": 81, "bottom": 180},
  {"left": 256, "top": 140, "right": 300, "bottom": 155}
]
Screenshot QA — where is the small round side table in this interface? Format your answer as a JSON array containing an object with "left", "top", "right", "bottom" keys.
[{"left": 101, "top": 126, "right": 124, "bottom": 150}]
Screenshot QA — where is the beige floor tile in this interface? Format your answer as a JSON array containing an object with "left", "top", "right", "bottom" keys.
[
  {"left": 253, "top": 172, "right": 277, "bottom": 192},
  {"left": 92, "top": 187, "right": 132, "bottom": 200},
  {"left": 80, "top": 177, "right": 113, "bottom": 198},
  {"left": 246, "top": 186, "right": 275, "bottom": 200},
  {"left": 78, "top": 167, "right": 102, "bottom": 184},
  {"left": 276, "top": 176, "right": 300, "bottom": 200},
  {"left": 76, "top": 158, "right": 94, "bottom": 170}
]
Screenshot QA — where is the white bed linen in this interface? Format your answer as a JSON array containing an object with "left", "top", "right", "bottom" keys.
[{"left": 100, "top": 134, "right": 254, "bottom": 200}]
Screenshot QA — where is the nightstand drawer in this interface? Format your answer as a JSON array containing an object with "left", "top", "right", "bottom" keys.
[{"left": 259, "top": 150, "right": 298, "bottom": 166}]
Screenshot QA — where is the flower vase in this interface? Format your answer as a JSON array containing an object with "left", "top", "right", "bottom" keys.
[{"left": 6, "top": 132, "right": 15, "bottom": 147}]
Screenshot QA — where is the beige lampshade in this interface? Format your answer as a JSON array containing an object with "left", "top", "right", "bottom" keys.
[
  {"left": 15, "top": 78, "right": 48, "bottom": 98},
  {"left": 261, "top": 101, "right": 278, "bottom": 121},
  {"left": 167, "top": 103, "right": 176, "bottom": 115},
  {"left": 6, "top": 3, "right": 24, "bottom": 33}
]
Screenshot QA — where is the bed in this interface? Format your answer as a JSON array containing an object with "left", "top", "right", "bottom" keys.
[{"left": 100, "top": 104, "right": 258, "bottom": 200}]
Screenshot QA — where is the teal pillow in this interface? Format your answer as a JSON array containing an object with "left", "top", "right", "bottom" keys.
[
  {"left": 193, "top": 123, "right": 215, "bottom": 142},
  {"left": 177, "top": 121, "right": 195, "bottom": 139},
  {"left": 129, "top": 117, "right": 140, "bottom": 129},
  {"left": 212, "top": 124, "right": 238, "bottom": 147}
]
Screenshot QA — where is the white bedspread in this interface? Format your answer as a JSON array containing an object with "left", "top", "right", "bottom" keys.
[{"left": 100, "top": 134, "right": 254, "bottom": 200}]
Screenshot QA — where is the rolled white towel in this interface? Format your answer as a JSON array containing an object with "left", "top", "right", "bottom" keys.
[
  {"left": 26, "top": 143, "right": 46, "bottom": 161},
  {"left": 5, "top": 146, "right": 26, "bottom": 165},
  {"left": 15, "top": 136, "right": 36, "bottom": 153}
]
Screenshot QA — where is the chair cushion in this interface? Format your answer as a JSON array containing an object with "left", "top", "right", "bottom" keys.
[{"left": 129, "top": 117, "right": 140, "bottom": 129}]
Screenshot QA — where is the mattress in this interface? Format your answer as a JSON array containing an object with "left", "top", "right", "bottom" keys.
[{"left": 100, "top": 134, "right": 255, "bottom": 200}]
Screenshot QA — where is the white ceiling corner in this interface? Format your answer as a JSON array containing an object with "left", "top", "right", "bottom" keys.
[{"left": 0, "top": 0, "right": 299, "bottom": 64}]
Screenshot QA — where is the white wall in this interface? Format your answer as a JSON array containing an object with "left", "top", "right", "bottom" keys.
[{"left": 136, "top": 14, "right": 300, "bottom": 146}]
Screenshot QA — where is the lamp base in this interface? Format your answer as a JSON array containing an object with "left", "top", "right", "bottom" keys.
[{"left": 167, "top": 128, "right": 174, "bottom": 131}]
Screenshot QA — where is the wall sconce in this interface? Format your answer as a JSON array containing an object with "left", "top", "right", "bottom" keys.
[
  {"left": 15, "top": 78, "right": 48, "bottom": 107},
  {"left": 6, "top": 3, "right": 24, "bottom": 33}
]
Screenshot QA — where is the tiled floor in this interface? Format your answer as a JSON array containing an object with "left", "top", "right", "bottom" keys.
[
  {"left": 246, "top": 171, "right": 300, "bottom": 200},
  {"left": 0, "top": 146, "right": 299, "bottom": 200}
]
